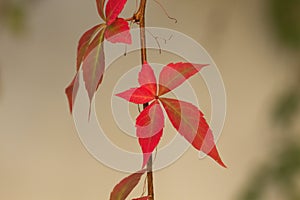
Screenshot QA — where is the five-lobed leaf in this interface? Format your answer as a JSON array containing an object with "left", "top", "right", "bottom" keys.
[
  {"left": 110, "top": 170, "right": 146, "bottom": 200},
  {"left": 116, "top": 62, "right": 226, "bottom": 168}
]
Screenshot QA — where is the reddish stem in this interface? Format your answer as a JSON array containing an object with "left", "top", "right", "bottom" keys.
[{"left": 134, "top": 1, "right": 154, "bottom": 199}]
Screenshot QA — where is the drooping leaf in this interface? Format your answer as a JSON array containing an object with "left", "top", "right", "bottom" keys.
[
  {"left": 138, "top": 129, "right": 163, "bottom": 168},
  {"left": 66, "top": 26, "right": 106, "bottom": 114},
  {"left": 159, "top": 98, "right": 226, "bottom": 167},
  {"left": 105, "top": 18, "right": 132, "bottom": 44},
  {"left": 136, "top": 101, "right": 164, "bottom": 138},
  {"left": 105, "top": 0, "right": 127, "bottom": 25},
  {"left": 116, "top": 86, "right": 155, "bottom": 104},
  {"left": 110, "top": 170, "right": 146, "bottom": 200},
  {"left": 96, "top": 0, "right": 106, "bottom": 20},
  {"left": 158, "top": 62, "right": 208, "bottom": 96},
  {"left": 82, "top": 29, "right": 105, "bottom": 103},
  {"left": 83, "top": 27, "right": 106, "bottom": 61},
  {"left": 76, "top": 24, "right": 103, "bottom": 71},
  {"left": 138, "top": 62, "right": 157, "bottom": 95},
  {"left": 65, "top": 74, "right": 79, "bottom": 113},
  {"left": 132, "top": 197, "right": 149, "bottom": 200},
  {"left": 136, "top": 100, "right": 164, "bottom": 167}
]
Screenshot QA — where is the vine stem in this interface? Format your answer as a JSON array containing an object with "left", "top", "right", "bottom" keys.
[
  {"left": 134, "top": 1, "right": 154, "bottom": 200},
  {"left": 135, "top": 0, "right": 148, "bottom": 64}
]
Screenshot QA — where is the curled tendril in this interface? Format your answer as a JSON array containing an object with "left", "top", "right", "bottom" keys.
[{"left": 152, "top": 0, "right": 178, "bottom": 23}]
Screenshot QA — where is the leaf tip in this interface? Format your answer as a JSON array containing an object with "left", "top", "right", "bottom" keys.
[
  {"left": 216, "top": 157, "right": 227, "bottom": 168},
  {"left": 65, "top": 75, "right": 79, "bottom": 114},
  {"left": 65, "top": 86, "right": 73, "bottom": 114},
  {"left": 207, "top": 146, "right": 227, "bottom": 168},
  {"left": 115, "top": 91, "right": 127, "bottom": 100}
]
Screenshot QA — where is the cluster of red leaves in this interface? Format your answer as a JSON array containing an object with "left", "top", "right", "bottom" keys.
[
  {"left": 116, "top": 62, "right": 226, "bottom": 168},
  {"left": 65, "top": 0, "right": 131, "bottom": 113},
  {"left": 65, "top": 1, "right": 226, "bottom": 199},
  {"left": 111, "top": 63, "right": 226, "bottom": 200}
]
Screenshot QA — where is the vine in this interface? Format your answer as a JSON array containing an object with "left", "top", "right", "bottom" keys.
[{"left": 65, "top": 1, "right": 226, "bottom": 199}]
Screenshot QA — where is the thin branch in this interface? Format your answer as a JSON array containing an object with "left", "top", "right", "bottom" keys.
[
  {"left": 134, "top": 1, "right": 155, "bottom": 199},
  {"left": 134, "top": 0, "right": 148, "bottom": 64},
  {"left": 147, "top": 155, "right": 154, "bottom": 200}
]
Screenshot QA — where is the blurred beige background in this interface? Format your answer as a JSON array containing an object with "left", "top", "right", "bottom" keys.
[{"left": 0, "top": 0, "right": 299, "bottom": 199}]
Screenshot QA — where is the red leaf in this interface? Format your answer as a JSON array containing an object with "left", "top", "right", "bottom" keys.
[
  {"left": 65, "top": 74, "right": 79, "bottom": 113},
  {"left": 66, "top": 26, "right": 105, "bottom": 114},
  {"left": 158, "top": 62, "right": 208, "bottom": 96},
  {"left": 116, "top": 86, "right": 155, "bottom": 104},
  {"left": 110, "top": 170, "right": 146, "bottom": 200},
  {"left": 96, "top": 0, "right": 106, "bottom": 20},
  {"left": 138, "top": 62, "right": 157, "bottom": 95},
  {"left": 132, "top": 197, "right": 149, "bottom": 200},
  {"left": 105, "top": 0, "right": 127, "bottom": 25},
  {"left": 76, "top": 24, "right": 103, "bottom": 71},
  {"left": 105, "top": 18, "right": 132, "bottom": 44},
  {"left": 139, "top": 130, "right": 163, "bottom": 168},
  {"left": 136, "top": 101, "right": 164, "bottom": 137},
  {"left": 160, "top": 98, "right": 226, "bottom": 167},
  {"left": 82, "top": 29, "right": 105, "bottom": 104},
  {"left": 83, "top": 27, "right": 105, "bottom": 61},
  {"left": 136, "top": 101, "right": 164, "bottom": 167}
]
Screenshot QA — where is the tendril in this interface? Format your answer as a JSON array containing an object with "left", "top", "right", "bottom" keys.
[
  {"left": 152, "top": 0, "right": 177, "bottom": 23},
  {"left": 146, "top": 29, "right": 173, "bottom": 54}
]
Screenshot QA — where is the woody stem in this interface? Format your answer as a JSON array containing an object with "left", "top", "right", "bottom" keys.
[{"left": 134, "top": 0, "right": 154, "bottom": 199}]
